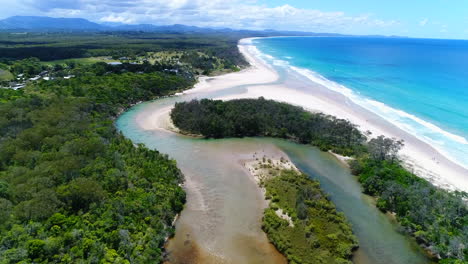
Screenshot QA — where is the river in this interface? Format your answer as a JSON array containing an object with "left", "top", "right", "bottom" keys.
[
  {"left": 117, "top": 96, "right": 431, "bottom": 264},
  {"left": 116, "top": 38, "right": 432, "bottom": 263}
]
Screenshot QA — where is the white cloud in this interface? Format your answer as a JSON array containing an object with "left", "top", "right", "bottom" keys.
[
  {"left": 419, "top": 18, "right": 429, "bottom": 26},
  {"left": 440, "top": 24, "right": 448, "bottom": 33},
  {"left": 16, "top": 0, "right": 400, "bottom": 33},
  {"left": 100, "top": 14, "right": 135, "bottom": 24}
]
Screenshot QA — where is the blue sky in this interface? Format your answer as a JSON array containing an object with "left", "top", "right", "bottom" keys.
[{"left": 1, "top": 0, "right": 467, "bottom": 39}]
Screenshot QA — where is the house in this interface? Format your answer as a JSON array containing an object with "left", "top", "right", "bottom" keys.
[
  {"left": 12, "top": 84, "right": 25, "bottom": 90},
  {"left": 107, "top": 62, "right": 123, "bottom": 66}
]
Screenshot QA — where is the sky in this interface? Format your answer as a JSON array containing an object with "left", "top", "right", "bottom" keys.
[{"left": 0, "top": 0, "right": 467, "bottom": 39}]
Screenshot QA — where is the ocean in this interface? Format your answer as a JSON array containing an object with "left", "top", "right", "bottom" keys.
[{"left": 252, "top": 37, "right": 468, "bottom": 168}]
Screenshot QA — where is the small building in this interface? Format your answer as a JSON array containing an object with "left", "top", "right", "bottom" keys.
[
  {"left": 12, "top": 84, "right": 25, "bottom": 90},
  {"left": 107, "top": 62, "right": 123, "bottom": 66}
]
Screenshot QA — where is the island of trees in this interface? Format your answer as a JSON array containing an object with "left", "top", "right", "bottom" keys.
[
  {"left": 171, "top": 98, "right": 468, "bottom": 263},
  {"left": 253, "top": 158, "right": 358, "bottom": 264}
]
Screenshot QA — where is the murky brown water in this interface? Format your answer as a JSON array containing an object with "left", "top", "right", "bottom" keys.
[{"left": 161, "top": 141, "right": 289, "bottom": 264}]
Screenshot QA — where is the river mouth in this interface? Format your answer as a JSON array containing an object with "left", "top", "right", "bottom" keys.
[
  {"left": 116, "top": 40, "right": 432, "bottom": 264},
  {"left": 117, "top": 101, "right": 430, "bottom": 263}
]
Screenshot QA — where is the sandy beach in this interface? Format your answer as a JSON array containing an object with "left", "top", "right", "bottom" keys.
[{"left": 137, "top": 37, "right": 468, "bottom": 192}]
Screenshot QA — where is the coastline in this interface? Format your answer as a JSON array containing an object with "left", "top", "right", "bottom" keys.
[
  {"left": 135, "top": 37, "right": 468, "bottom": 192},
  {"left": 223, "top": 37, "right": 468, "bottom": 192}
]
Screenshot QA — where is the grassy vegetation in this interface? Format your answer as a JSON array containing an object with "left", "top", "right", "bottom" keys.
[
  {"left": 38, "top": 57, "right": 120, "bottom": 66},
  {"left": 0, "top": 69, "right": 14, "bottom": 81},
  {"left": 262, "top": 168, "right": 358, "bottom": 264}
]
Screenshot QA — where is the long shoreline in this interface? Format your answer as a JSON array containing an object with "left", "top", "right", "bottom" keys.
[
  {"left": 129, "top": 40, "right": 443, "bottom": 262},
  {"left": 223, "top": 37, "right": 468, "bottom": 192},
  {"left": 136, "top": 37, "right": 468, "bottom": 192}
]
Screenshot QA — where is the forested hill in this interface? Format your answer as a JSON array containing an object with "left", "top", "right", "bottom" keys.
[{"left": 171, "top": 98, "right": 468, "bottom": 263}]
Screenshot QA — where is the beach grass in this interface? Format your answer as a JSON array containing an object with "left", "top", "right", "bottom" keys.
[{"left": 39, "top": 57, "right": 120, "bottom": 66}]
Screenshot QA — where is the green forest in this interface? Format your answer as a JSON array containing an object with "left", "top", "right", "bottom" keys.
[
  {"left": 0, "top": 32, "right": 249, "bottom": 68},
  {"left": 262, "top": 167, "right": 358, "bottom": 264},
  {"left": 171, "top": 98, "right": 367, "bottom": 156},
  {"left": 0, "top": 33, "right": 248, "bottom": 263},
  {"left": 171, "top": 98, "right": 468, "bottom": 263}
]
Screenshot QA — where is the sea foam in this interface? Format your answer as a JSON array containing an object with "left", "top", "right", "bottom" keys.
[{"left": 250, "top": 40, "right": 468, "bottom": 169}]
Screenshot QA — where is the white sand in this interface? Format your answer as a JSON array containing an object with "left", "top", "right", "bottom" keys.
[
  {"left": 243, "top": 153, "right": 298, "bottom": 228},
  {"left": 183, "top": 42, "right": 278, "bottom": 95},
  {"left": 138, "top": 37, "right": 468, "bottom": 192}
]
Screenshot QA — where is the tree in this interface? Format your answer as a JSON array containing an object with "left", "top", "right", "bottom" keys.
[
  {"left": 57, "top": 178, "right": 106, "bottom": 212},
  {"left": 368, "top": 136, "right": 404, "bottom": 162}
]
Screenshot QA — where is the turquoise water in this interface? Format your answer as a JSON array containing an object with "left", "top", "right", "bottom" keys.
[{"left": 253, "top": 37, "right": 468, "bottom": 168}]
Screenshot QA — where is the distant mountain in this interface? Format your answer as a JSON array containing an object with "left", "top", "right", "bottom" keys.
[
  {"left": 0, "top": 16, "right": 104, "bottom": 31},
  {"left": 111, "top": 23, "right": 212, "bottom": 33},
  {"left": 0, "top": 16, "right": 231, "bottom": 33},
  {"left": 0, "top": 16, "right": 352, "bottom": 37}
]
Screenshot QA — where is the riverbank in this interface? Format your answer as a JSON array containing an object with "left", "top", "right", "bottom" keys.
[
  {"left": 129, "top": 36, "right": 465, "bottom": 263},
  {"left": 123, "top": 104, "right": 432, "bottom": 263}
]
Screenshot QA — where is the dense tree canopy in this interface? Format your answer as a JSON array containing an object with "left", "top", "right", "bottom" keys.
[
  {"left": 262, "top": 168, "right": 358, "bottom": 264},
  {"left": 171, "top": 98, "right": 367, "bottom": 156},
  {"left": 350, "top": 156, "right": 468, "bottom": 262},
  {"left": 0, "top": 31, "right": 253, "bottom": 263},
  {"left": 0, "top": 60, "right": 198, "bottom": 262}
]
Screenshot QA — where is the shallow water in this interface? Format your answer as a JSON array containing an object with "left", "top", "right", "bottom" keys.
[
  {"left": 116, "top": 40, "right": 433, "bottom": 263},
  {"left": 117, "top": 96, "right": 431, "bottom": 263},
  {"left": 118, "top": 103, "right": 287, "bottom": 263}
]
